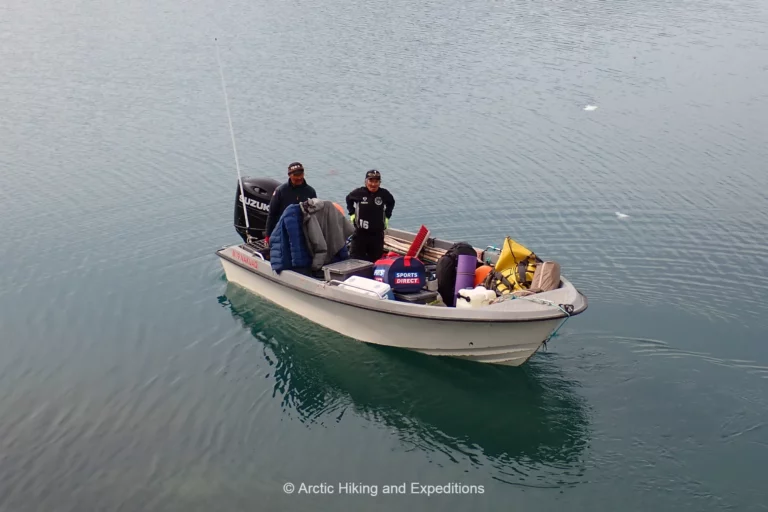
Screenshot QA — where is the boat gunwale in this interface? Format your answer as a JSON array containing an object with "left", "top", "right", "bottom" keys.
[{"left": 216, "top": 247, "right": 588, "bottom": 324}]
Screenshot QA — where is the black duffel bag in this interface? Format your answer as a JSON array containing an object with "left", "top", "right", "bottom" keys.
[{"left": 436, "top": 242, "right": 480, "bottom": 307}]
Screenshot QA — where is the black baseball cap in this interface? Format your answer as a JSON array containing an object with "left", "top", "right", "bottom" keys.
[
  {"left": 365, "top": 169, "right": 381, "bottom": 180},
  {"left": 288, "top": 162, "right": 304, "bottom": 174}
]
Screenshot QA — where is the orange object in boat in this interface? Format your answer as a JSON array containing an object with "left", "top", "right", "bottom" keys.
[
  {"left": 475, "top": 265, "right": 493, "bottom": 287},
  {"left": 333, "top": 202, "right": 345, "bottom": 215}
]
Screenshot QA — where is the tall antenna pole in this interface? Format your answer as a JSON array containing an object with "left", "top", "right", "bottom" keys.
[{"left": 214, "top": 37, "right": 250, "bottom": 235}]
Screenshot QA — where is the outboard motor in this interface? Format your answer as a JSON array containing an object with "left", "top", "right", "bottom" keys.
[{"left": 234, "top": 177, "right": 280, "bottom": 242}]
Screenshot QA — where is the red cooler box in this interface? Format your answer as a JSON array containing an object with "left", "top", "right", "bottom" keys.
[{"left": 373, "top": 255, "right": 426, "bottom": 293}]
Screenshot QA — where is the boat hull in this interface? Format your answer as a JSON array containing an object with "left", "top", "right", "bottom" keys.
[{"left": 219, "top": 253, "right": 564, "bottom": 366}]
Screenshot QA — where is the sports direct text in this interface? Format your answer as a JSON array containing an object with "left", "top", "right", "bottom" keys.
[{"left": 283, "top": 481, "right": 485, "bottom": 497}]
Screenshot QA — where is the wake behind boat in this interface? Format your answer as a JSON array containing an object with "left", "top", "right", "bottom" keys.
[{"left": 216, "top": 176, "right": 588, "bottom": 366}]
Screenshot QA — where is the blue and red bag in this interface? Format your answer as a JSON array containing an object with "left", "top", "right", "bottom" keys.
[{"left": 373, "top": 253, "right": 426, "bottom": 293}]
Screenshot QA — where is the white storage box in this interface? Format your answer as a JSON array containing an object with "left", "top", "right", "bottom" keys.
[{"left": 338, "top": 276, "right": 393, "bottom": 300}]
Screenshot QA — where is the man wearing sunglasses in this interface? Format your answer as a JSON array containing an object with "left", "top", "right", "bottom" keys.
[
  {"left": 265, "top": 162, "right": 317, "bottom": 244},
  {"left": 345, "top": 169, "right": 396, "bottom": 262}
]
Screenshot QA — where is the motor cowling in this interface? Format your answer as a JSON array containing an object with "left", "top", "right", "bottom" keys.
[{"left": 234, "top": 177, "right": 280, "bottom": 242}]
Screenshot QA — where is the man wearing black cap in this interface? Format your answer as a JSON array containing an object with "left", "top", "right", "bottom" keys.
[
  {"left": 265, "top": 162, "right": 317, "bottom": 243},
  {"left": 345, "top": 169, "right": 396, "bottom": 262}
]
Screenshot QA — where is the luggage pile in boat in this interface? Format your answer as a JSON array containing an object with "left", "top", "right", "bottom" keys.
[
  {"left": 314, "top": 227, "right": 565, "bottom": 308},
  {"left": 320, "top": 256, "right": 440, "bottom": 305}
]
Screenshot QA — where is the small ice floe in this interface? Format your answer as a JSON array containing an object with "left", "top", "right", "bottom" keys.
[
  {"left": 584, "top": 105, "right": 598, "bottom": 111},
  {"left": 615, "top": 212, "right": 630, "bottom": 218}
]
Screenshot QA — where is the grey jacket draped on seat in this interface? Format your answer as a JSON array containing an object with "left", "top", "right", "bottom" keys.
[{"left": 299, "top": 199, "right": 356, "bottom": 270}]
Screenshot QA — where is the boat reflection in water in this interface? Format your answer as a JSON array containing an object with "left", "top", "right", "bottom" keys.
[{"left": 219, "top": 283, "right": 591, "bottom": 485}]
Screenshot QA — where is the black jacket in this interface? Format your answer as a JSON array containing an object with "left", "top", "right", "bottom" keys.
[
  {"left": 266, "top": 179, "right": 317, "bottom": 237},
  {"left": 345, "top": 187, "right": 395, "bottom": 233}
]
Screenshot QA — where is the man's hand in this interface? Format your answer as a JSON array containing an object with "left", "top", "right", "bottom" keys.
[
  {"left": 384, "top": 218, "right": 389, "bottom": 229},
  {"left": 265, "top": 236, "right": 270, "bottom": 245},
  {"left": 349, "top": 214, "right": 356, "bottom": 224}
]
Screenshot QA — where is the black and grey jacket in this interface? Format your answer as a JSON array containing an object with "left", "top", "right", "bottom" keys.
[{"left": 345, "top": 187, "right": 395, "bottom": 233}]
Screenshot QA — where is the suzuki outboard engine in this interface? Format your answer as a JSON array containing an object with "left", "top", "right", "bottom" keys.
[{"left": 234, "top": 177, "right": 280, "bottom": 242}]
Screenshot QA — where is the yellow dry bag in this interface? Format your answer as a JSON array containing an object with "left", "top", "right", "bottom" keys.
[{"left": 485, "top": 237, "right": 541, "bottom": 294}]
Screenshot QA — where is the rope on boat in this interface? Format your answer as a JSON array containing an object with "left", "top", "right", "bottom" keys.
[{"left": 492, "top": 294, "right": 573, "bottom": 350}]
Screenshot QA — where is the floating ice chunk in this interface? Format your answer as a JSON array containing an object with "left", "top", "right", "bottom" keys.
[
  {"left": 615, "top": 212, "right": 630, "bottom": 218},
  {"left": 584, "top": 105, "right": 598, "bottom": 111}
]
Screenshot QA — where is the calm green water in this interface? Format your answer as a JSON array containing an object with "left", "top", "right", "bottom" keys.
[{"left": 2, "top": 0, "right": 768, "bottom": 510}]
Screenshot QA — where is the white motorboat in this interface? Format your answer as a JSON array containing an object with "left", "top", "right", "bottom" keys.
[
  {"left": 216, "top": 177, "right": 587, "bottom": 366},
  {"left": 209, "top": 53, "right": 587, "bottom": 367}
]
